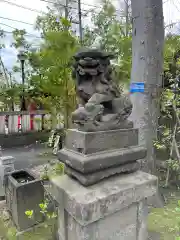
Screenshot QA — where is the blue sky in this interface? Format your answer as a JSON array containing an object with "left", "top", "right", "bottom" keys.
[{"left": 0, "top": 0, "right": 180, "bottom": 72}]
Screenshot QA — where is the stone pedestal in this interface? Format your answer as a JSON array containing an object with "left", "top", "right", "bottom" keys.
[
  {"left": 50, "top": 171, "right": 157, "bottom": 240},
  {"left": 58, "top": 129, "right": 147, "bottom": 186}
]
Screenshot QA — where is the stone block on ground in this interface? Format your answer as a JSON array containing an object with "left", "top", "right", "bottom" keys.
[
  {"left": 0, "top": 156, "right": 15, "bottom": 197},
  {"left": 4, "top": 169, "right": 44, "bottom": 231},
  {"left": 49, "top": 171, "right": 157, "bottom": 240}
]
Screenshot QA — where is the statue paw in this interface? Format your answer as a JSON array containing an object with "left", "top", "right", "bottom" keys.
[{"left": 72, "top": 107, "right": 88, "bottom": 124}]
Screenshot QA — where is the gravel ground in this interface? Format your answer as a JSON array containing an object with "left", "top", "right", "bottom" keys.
[{"left": 30, "top": 159, "right": 59, "bottom": 179}]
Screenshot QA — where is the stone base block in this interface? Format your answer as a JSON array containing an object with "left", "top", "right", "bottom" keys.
[
  {"left": 0, "top": 156, "right": 15, "bottom": 197},
  {"left": 74, "top": 120, "right": 134, "bottom": 132},
  {"left": 65, "top": 128, "right": 138, "bottom": 154},
  {"left": 58, "top": 145, "right": 146, "bottom": 173},
  {"left": 65, "top": 161, "right": 140, "bottom": 186},
  {"left": 50, "top": 171, "right": 157, "bottom": 240}
]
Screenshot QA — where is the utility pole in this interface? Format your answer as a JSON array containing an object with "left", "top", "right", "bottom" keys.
[
  {"left": 124, "top": 0, "right": 129, "bottom": 36},
  {"left": 130, "top": 0, "right": 164, "bottom": 174},
  {"left": 78, "top": 0, "right": 83, "bottom": 45},
  {"left": 65, "top": 0, "right": 69, "bottom": 19},
  {"left": 17, "top": 51, "right": 26, "bottom": 111},
  {"left": 0, "top": 56, "right": 9, "bottom": 87}
]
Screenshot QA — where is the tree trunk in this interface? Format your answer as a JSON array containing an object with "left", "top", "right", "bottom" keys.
[
  {"left": 130, "top": 0, "right": 164, "bottom": 173},
  {"left": 124, "top": 0, "right": 130, "bottom": 36}
]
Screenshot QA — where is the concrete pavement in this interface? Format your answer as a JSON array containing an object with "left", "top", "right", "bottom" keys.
[{"left": 2, "top": 143, "right": 55, "bottom": 170}]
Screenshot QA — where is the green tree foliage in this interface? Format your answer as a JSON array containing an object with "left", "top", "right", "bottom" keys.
[
  {"left": 11, "top": 29, "right": 31, "bottom": 50},
  {"left": 0, "top": 29, "right": 21, "bottom": 110},
  {"left": 83, "top": 0, "right": 132, "bottom": 85},
  {"left": 164, "top": 34, "right": 180, "bottom": 73},
  {"left": 28, "top": 15, "right": 78, "bottom": 128},
  {"left": 154, "top": 34, "right": 180, "bottom": 185},
  {"left": 160, "top": 34, "right": 180, "bottom": 125}
]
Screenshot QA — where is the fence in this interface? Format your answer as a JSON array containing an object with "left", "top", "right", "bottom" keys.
[{"left": 0, "top": 111, "right": 63, "bottom": 134}]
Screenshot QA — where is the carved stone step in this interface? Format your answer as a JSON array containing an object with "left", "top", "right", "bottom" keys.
[
  {"left": 65, "top": 161, "right": 140, "bottom": 186},
  {"left": 58, "top": 145, "right": 146, "bottom": 174}
]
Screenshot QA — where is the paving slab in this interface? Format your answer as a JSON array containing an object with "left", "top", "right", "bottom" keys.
[{"left": 2, "top": 144, "right": 55, "bottom": 170}]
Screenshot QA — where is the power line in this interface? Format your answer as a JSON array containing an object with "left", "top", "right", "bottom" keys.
[
  {"left": 0, "top": 0, "right": 46, "bottom": 14},
  {"left": 76, "top": 0, "right": 128, "bottom": 15},
  {"left": 0, "top": 23, "right": 41, "bottom": 39},
  {"left": 0, "top": 22, "right": 21, "bottom": 30},
  {"left": 0, "top": 0, "right": 91, "bottom": 25},
  {"left": 0, "top": 0, "right": 85, "bottom": 15},
  {"left": 0, "top": 0, "right": 128, "bottom": 38},
  {"left": 58, "top": 0, "right": 126, "bottom": 12},
  {"left": 40, "top": 0, "right": 127, "bottom": 16},
  {"left": 0, "top": 16, "right": 34, "bottom": 26},
  {"left": 40, "top": 0, "right": 97, "bottom": 9},
  {"left": 164, "top": 20, "right": 180, "bottom": 29},
  {"left": 40, "top": 0, "right": 95, "bottom": 14},
  {"left": 0, "top": 0, "right": 127, "bottom": 20},
  {"left": 71, "top": 0, "right": 103, "bottom": 9},
  {"left": 171, "top": 0, "right": 180, "bottom": 12}
]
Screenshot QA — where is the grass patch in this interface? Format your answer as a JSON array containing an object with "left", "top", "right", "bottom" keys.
[
  {"left": 0, "top": 202, "right": 56, "bottom": 240},
  {"left": 148, "top": 200, "right": 180, "bottom": 240},
  {"left": 0, "top": 217, "right": 56, "bottom": 240},
  {"left": 16, "top": 220, "right": 56, "bottom": 240}
]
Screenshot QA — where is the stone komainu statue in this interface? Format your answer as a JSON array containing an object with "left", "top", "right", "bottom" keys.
[{"left": 71, "top": 48, "right": 133, "bottom": 131}]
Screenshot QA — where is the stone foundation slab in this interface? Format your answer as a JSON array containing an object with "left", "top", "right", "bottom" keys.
[{"left": 50, "top": 171, "right": 157, "bottom": 240}]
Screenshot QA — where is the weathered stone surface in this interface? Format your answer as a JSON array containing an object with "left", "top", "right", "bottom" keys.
[
  {"left": 58, "top": 145, "right": 147, "bottom": 173},
  {"left": 147, "top": 191, "right": 165, "bottom": 208},
  {"left": 65, "top": 161, "right": 140, "bottom": 186},
  {"left": 0, "top": 156, "right": 15, "bottom": 197},
  {"left": 0, "top": 156, "right": 14, "bottom": 165},
  {"left": 50, "top": 171, "right": 157, "bottom": 226},
  {"left": 71, "top": 49, "right": 133, "bottom": 132},
  {"left": 58, "top": 204, "right": 137, "bottom": 240},
  {"left": 65, "top": 128, "right": 138, "bottom": 154},
  {"left": 74, "top": 119, "right": 134, "bottom": 132},
  {"left": 4, "top": 169, "right": 44, "bottom": 231},
  {"left": 137, "top": 199, "right": 148, "bottom": 240}
]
